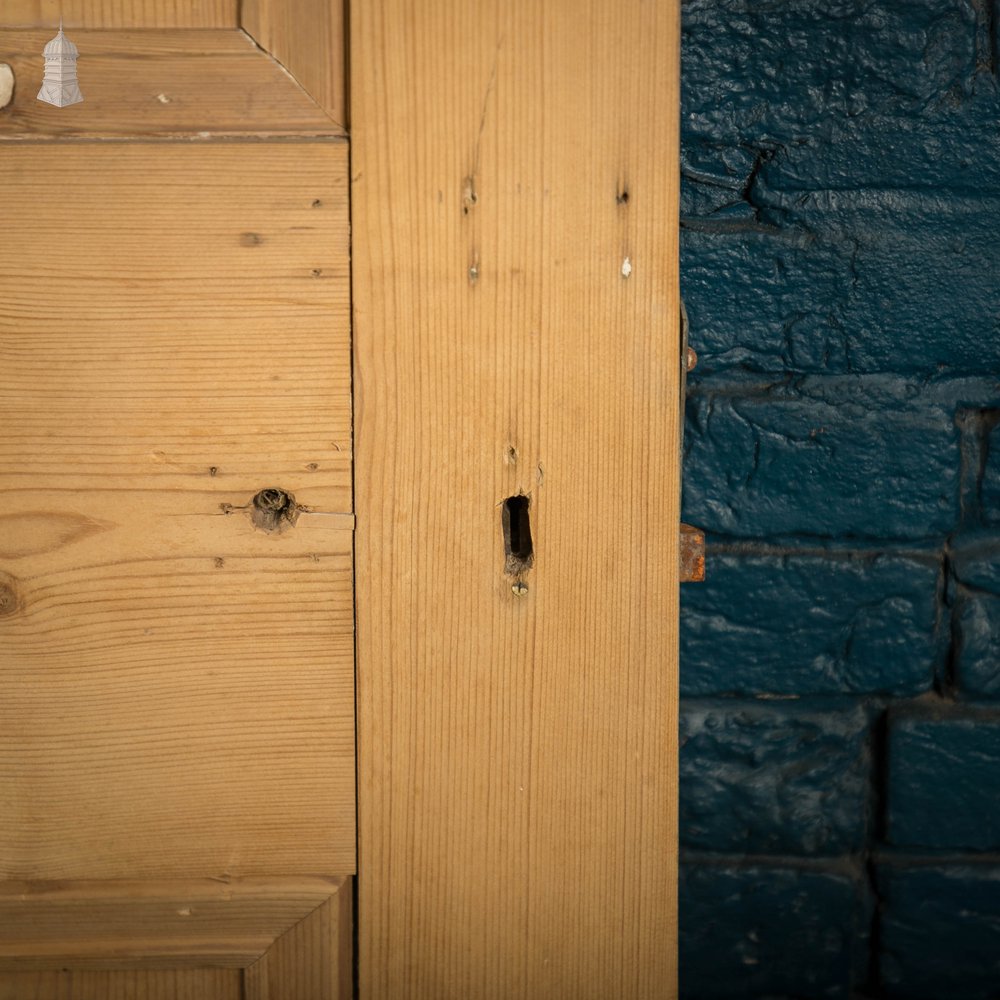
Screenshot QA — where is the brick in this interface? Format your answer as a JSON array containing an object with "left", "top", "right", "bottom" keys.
[
  {"left": 680, "top": 703, "right": 870, "bottom": 854},
  {"left": 681, "top": 0, "right": 1000, "bottom": 380},
  {"left": 683, "top": 0, "right": 981, "bottom": 185},
  {"left": 951, "top": 535, "right": 1000, "bottom": 593},
  {"left": 683, "top": 0, "right": 974, "bottom": 143},
  {"left": 887, "top": 709, "right": 1000, "bottom": 850},
  {"left": 878, "top": 865, "right": 1000, "bottom": 1000},
  {"left": 955, "top": 590, "right": 1000, "bottom": 698},
  {"left": 983, "top": 418, "right": 1000, "bottom": 526},
  {"left": 683, "top": 376, "right": 959, "bottom": 540},
  {"left": 761, "top": 110, "right": 1000, "bottom": 197},
  {"left": 681, "top": 552, "right": 938, "bottom": 696},
  {"left": 682, "top": 197, "right": 1000, "bottom": 377},
  {"left": 790, "top": 199, "right": 1000, "bottom": 377},
  {"left": 950, "top": 538, "right": 1000, "bottom": 698},
  {"left": 681, "top": 224, "right": 849, "bottom": 375},
  {"left": 680, "top": 863, "right": 867, "bottom": 999}
]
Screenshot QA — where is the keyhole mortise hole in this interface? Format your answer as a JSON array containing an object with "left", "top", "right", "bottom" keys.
[{"left": 502, "top": 495, "right": 534, "bottom": 576}]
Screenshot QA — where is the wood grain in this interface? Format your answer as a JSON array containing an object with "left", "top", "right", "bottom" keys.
[
  {"left": 352, "top": 0, "right": 681, "bottom": 997},
  {"left": 2, "top": 1, "right": 236, "bottom": 29},
  {"left": 0, "top": 877, "right": 341, "bottom": 970},
  {"left": 0, "top": 143, "right": 355, "bottom": 880},
  {"left": 243, "top": 877, "right": 352, "bottom": 1000},
  {"left": 0, "top": 30, "right": 342, "bottom": 139},
  {"left": 242, "top": 0, "right": 345, "bottom": 126},
  {"left": 0, "top": 969, "right": 241, "bottom": 1000}
]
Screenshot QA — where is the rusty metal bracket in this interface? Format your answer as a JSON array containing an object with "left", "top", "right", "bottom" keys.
[{"left": 680, "top": 523, "right": 705, "bottom": 583}]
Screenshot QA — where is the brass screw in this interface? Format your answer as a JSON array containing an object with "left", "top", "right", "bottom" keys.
[{"left": 686, "top": 346, "right": 698, "bottom": 372}]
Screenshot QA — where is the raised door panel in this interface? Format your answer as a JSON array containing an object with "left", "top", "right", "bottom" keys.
[{"left": 0, "top": 142, "right": 354, "bottom": 881}]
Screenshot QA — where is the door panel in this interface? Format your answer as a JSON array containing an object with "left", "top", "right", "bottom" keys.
[
  {"left": 0, "top": 143, "right": 354, "bottom": 882},
  {"left": 0, "top": 11, "right": 353, "bottom": 993}
]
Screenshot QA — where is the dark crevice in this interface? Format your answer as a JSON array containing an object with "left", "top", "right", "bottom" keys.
[
  {"left": 862, "top": 855, "right": 885, "bottom": 998},
  {"left": 502, "top": 495, "right": 534, "bottom": 576},
  {"left": 870, "top": 709, "right": 890, "bottom": 847}
]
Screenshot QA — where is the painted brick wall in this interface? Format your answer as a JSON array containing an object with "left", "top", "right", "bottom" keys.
[{"left": 679, "top": 1, "right": 1000, "bottom": 997}]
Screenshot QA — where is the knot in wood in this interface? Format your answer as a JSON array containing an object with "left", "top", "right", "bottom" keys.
[
  {"left": 0, "top": 577, "right": 19, "bottom": 617},
  {"left": 250, "top": 488, "right": 298, "bottom": 533}
]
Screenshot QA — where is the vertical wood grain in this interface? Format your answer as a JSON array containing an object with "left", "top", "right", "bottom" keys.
[
  {"left": 352, "top": 1, "right": 681, "bottom": 997},
  {"left": 2, "top": 1, "right": 236, "bottom": 28},
  {"left": 242, "top": 0, "right": 346, "bottom": 126},
  {"left": 243, "top": 879, "right": 353, "bottom": 1000},
  {"left": 0, "top": 969, "right": 241, "bottom": 1000}
]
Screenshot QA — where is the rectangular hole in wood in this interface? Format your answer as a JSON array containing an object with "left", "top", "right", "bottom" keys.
[{"left": 502, "top": 495, "right": 533, "bottom": 575}]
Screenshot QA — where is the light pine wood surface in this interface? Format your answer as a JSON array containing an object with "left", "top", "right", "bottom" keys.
[
  {"left": 242, "top": 0, "right": 345, "bottom": 127},
  {"left": 0, "top": 30, "right": 342, "bottom": 139},
  {"left": 244, "top": 878, "right": 353, "bottom": 1000},
  {"left": 352, "top": 1, "right": 681, "bottom": 997},
  {"left": 2, "top": 1, "right": 236, "bottom": 28},
  {"left": 0, "top": 877, "right": 343, "bottom": 970},
  {"left": 0, "top": 143, "right": 355, "bottom": 881},
  {"left": 0, "top": 969, "right": 242, "bottom": 1000}
]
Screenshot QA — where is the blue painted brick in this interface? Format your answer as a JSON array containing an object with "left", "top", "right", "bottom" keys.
[
  {"left": 887, "top": 709, "right": 1000, "bottom": 850},
  {"left": 680, "top": 703, "right": 870, "bottom": 854},
  {"left": 954, "top": 590, "right": 1000, "bottom": 698},
  {"left": 983, "top": 418, "right": 1000, "bottom": 526},
  {"left": 677, "top": 0, "right": 1000, "bottom": 994},
  {"left": 681, "top": 224, "right": 850, "bottom": 375},
  {"left": 879, "top": 865, "right": 1000, "bottom": 1000},
  {"left": 682, "top": 199, "right": 1000, "bottom": 377},
  {"left": 682, "top": 376, "right": 959, "bottom": 540},
  {"left": 680, "top": 552, "right": 938, "bottom": 696},
  {"left": 680, "top": 863, "right": 867, "bottom": 999},
  {"left": 683, "top": 0, "right": 983, "bottom": 193},
  {"left": 951, "top": 538, "right": 1000, "bottom": 698},
  {"left": 782, "top": 198, "right": 1000, "bottom": 378},
  {"left": 952, "top": 536, "right": 1000, "bottom": 593},
  {"left": 764, "top": 115, "right": 1000, "bottom": 198},
  {"left": 683, "top": 0, "right": 975, "bottom": 148},
  {"left": 681, "top": 0, "right": 1000, "bottom": 380}
]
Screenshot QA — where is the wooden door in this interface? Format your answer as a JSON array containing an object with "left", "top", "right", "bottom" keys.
[
  {"left": 1, "top": 1, "right": 681, "bottom": 996},
  {"left": 0, "top": 9, "right": 354, "bottom": 997}
]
